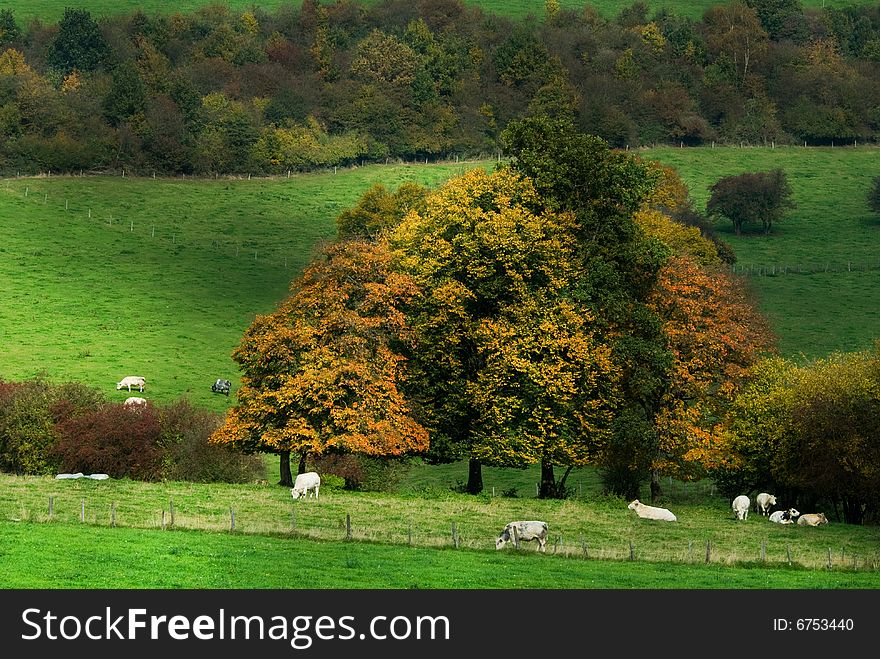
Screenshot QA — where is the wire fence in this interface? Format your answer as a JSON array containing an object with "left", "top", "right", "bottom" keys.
[
  {"left": 5, "top": 494, "right": 878, "bottom": 572},
  {"left": 730, "top": 261, "right": 880, "bottom": 277}
]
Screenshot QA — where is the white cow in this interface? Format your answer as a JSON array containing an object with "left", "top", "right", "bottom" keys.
[
  {"left": 797, "top": 513, "right": 828, "bottom": 526},
  {"left": 628, "top": 499, "right": 677, "bottom": 522},
  {"left": 732, "top": 495, "right": 750, "bottom": 520},
  {"left": 117, "top": 376, "right": 146, "bottom": 392},
  {"left": 755, "top": 492, "right": 777, "bottom": 516},
  {"left": 124, "top": 396, "right": 147, "bottom": 406},
  {"left": 290, "top": 472, "right": 320, "bottom": 500},
  {"left": 769, "top": 508, "right": 800, "bottom": 524},
  {"left": 495, "top": 521, "right": 549, "bottom": 552}
]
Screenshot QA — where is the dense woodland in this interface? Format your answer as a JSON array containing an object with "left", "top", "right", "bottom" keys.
[{"left": 1, "top": 0, "right": 880, "bottom": 174}]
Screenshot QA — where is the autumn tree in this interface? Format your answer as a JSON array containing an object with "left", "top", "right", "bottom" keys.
[
  {"left": 501, "top": 117, "right": 672, "bottom": 498},
  {"left": 707, "top": 169, "right": 794, "bottom": 235},
  {"left": 637, "top": 165, "right": 774, "bottom": 499},
  {"left": 390, "top": 167, "right": 624, "bottom": 496},
  {"left": 211, "top": 239, "right": 428, "bottom": 486}
]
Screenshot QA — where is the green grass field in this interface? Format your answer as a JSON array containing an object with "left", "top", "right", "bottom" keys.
[
  {"left": 644, "top": 146, "right": 880, "bottom": 359},
  {"left": 1, "top": 0, "right": 869, "bottom": 25},
  {"left": 2, "top": 472, "right": 879, "bottom": 587},
  {"left": 0, "top": 163, "right": 486, "bottom": 410}
]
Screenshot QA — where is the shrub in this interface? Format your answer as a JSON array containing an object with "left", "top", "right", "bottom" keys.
[
  {"left": 52, "top": 403, "right": 163, "bottom": 479},
  {"left": 310, "top": 454, "right": 411, "bottom": 492},
  {"left": 707, "top": 169, "right": 795, "bottom": 235},
  {"left": 158, "top": 399, "right": 265, "bottom": 483}
]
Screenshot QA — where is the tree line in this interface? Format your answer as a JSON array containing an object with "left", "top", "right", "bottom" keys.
[{"left": 2, "top": 0, "right": 880, "bottom": 175}]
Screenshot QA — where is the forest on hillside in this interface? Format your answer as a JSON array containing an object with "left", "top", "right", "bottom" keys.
[{"left": 1, "top": 0, "right": 879, "bottom": 175}]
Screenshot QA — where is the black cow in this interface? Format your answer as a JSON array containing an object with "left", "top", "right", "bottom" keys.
[{"left": 211, "top": 379, "right": 231, "bottom": 396}]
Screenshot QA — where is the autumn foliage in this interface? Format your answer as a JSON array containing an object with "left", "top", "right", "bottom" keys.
[{"left": 211, "top": 239, "right": 429, "bottom": 466}]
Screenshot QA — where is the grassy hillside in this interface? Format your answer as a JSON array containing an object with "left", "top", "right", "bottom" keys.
[
  {"left": 645, "top": 146, "right": 880, "bottom": 359},
  {"left": 2, "top": 472, "right": 879, "bottom": 587},
  {"left": 0, "top": 163, "right": 486, "bottom": 410},
  {"left": 2, "top": 0, "right": 869, "bottom": 25}
]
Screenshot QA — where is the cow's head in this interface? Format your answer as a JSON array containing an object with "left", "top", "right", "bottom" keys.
[
  {"left": 816, "top": 513, "right": 828, "bottom": 524},
  {"left": 495, "top": 528, "right": 511, "bottom": 550},
  {"left": 627, "top": 500, "right": 639, "bottom": 511},
  {"left": 788, "top": 508, "right": 800, "bottom": 519},
  {"left": 291, "top": 488, "right": 303, "bottom": 500}
]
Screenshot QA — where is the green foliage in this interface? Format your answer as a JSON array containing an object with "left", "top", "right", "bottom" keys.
[
  {"left": 707, "top": 169, "right": 795, "bottom": 235},
  {"left": 722, "top": 349, "right": 880, "bottom": 524},
  {"left": 0, "top": 378, "right": 105, "bottom": 475},
  {"left": 46, "top": 8, "right": 110, "bottom": 74}
]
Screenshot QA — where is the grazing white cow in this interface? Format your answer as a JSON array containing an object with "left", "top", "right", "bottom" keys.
[
  {"left": 769, "top": 508, "right": 800, "bottom": 524},
  {"left": 732, "top": 495, "right": 750, "bottom": 520},
  {"left": 755, "top": 492, "right": 777, "bottom": 516},
  {"left": 797, "top": 513, "right": 828, "bottom": 526},
  {"left": 290, "top": 472, "right": 320, "bottom": 500},
  {"left": 117, "top": 376, "right": 146, "bottom": 392},
  {"left": 628, "top": 499, "right": 677, "bottom": 522},
  {"left": 124, "top": 396, "right": 147, "bottom": 406},
  {"left": 495, "top": 521, "right": 549, "bottom": 552}
]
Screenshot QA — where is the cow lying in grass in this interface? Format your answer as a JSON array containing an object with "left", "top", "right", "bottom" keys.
[
  {"left": 495, "top": 521, "right": 549, "bottom": 553},
  {"left": 627, "top": 500, "right": 677, "bottom": 522},
  {"left": 769, "top": 508, "right": 799, "bottom": 524},
  {"left": 797, "top": 513, "right": 828, "bottom": 526}
]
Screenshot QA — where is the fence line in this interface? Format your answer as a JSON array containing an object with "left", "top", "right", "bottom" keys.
[
  {"left": 731, "top": 260, "right": 880, "bottom": 277},
  {"left": 5, "top": 496, "right": 877, "bottom": 572}
]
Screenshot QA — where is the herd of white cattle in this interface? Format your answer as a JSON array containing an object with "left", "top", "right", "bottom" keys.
[{"left": 287, "top": 472, "right": 828, "bottom": 553}]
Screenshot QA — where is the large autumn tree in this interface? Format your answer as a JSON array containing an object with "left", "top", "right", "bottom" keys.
[
  {"left": 211, "top": 238, "right": 428, "bottom": 486},
  {"left": 501, "top": 117, "right": 673, "bottom": 498},
  {"left": 391, "top": 167, "right": 621, "bottom": 495},
  {"left": 636, "top": 164, "right": 775, "bottom": 499}
]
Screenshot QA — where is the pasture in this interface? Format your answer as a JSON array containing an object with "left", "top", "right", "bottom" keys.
[
  {"left": 0, "top": 162, "right": 485, "bottom": 410},
  {"left": 645, "top": 145, "right": 880, "bottom": 359},
  {"left": 1, "top": 0, "right": 869, "bottom": 25},
  {"left": 2, "top": 472, "right": 880, "bottom": 588}
]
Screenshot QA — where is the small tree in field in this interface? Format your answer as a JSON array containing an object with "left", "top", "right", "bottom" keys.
[
  {"left": 868, "top": 176, "right": 880, "bottom": 216},
  {"left": 707, "top": 169, "right": 794, "bottom": 235}
]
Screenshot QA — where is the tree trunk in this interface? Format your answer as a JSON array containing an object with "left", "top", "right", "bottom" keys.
[
  {"left": 466, "top": 457, "right": 483, "bottom": 494},
  {"left": 650, "top": 469, "right": 662, "bottom": 503},
  {"left": 278, "top": 450, "right": 293, "bottom": 487},
  {"left": 297, "top": 451, "right": 308, "bottom": 475},
  {"left": 539, "top": 459, "right": 556, "bottom": 499}
]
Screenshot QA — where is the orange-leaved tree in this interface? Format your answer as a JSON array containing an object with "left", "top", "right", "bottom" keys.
[
  {"left": 211, "top": 238, "right": 428, "bottom": 486},
  {"left": 637, "top": 166, "right": 775, "bottom": 500}
]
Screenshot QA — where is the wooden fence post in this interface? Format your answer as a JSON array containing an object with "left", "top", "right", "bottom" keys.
[
  {"left": 452, "top": 522, "right": 460, "bottom": 548},
  {"left": 80, "top": 499, "right": 85, "bottom": 523},
  {"left": 48, "top": 496, "right": 54, "bottom": 520},
  {"left": 169, "top": 499, "right": 175, "bottom": 528},
  {"left": 786, "top": 545, "right": 792, "bottom": 565},
  {"left": 705, "top": 540, "right": 711, "bottom": 563},
  {"left": 230, "top": 508, "right": 235, "bottom": 532},
  {"left": 827, "top": 548, "right": 833, "bottom": 569},
  {"left": 629, "top": 541, "right": 635, "bottom": 561},
  {"left": 291, "top": 508, "right": 296, "bottom": 533},
  {"left": 162, "top": 510, "right": 166, "bottom": 530},
  {"left": 408, "top": 518, "right": 413, "bottom": 546},
  {"left": 345, "top": 513, "right": 352, "bottom": 540},
  {"left": 111, "top": 502, "right": 116, "bottom": 528}
]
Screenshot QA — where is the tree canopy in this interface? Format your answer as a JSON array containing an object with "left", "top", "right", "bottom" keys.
[{"left": 707, "top": 169, "right": 795, "bottom": 235}]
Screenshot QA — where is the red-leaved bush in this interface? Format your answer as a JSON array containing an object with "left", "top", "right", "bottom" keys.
[{"left": 52, "top": 403, "right": 163, "bottom": 480}]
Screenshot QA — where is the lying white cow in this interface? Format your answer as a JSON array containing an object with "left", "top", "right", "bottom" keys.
[
  {"left": 290, "top": 471, "right": 320, "bottom": 500},
  {"left": 755, "top": 492, "right": 776, "bottom": 516},
  {"left": 124, "top": 397, "right": 147, "bottom": 406},
  {"left": 495, "top": 521, "right": 549, "bottom": 552},
  {"left": 628, "top": 499, "right": 677, "bottom": 522},
  {"left": 732, "top": 495, "right": 750, "bottom": 520},
  {"left": 797, "top": 513, "right": 828, "bottom": 526},
  {"left": 117, "top": 376, "right": 146, "bottom": 392},
  {"left": 769, "top": 508, "right": 799, "bottom": 524}
]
